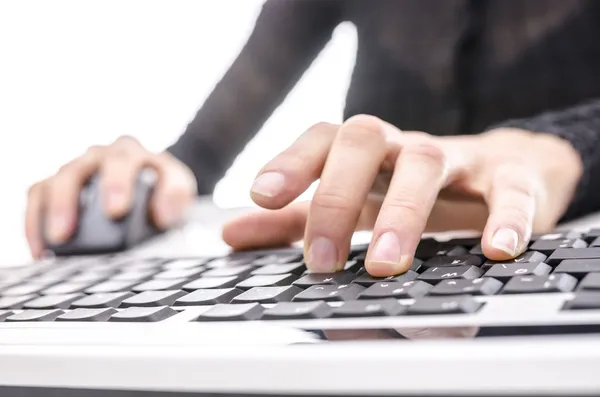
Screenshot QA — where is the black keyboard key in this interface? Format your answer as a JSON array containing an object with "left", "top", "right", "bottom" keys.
[
  {"left": 352, "top": 270, "right": 418, "bottom": 287},
  {"left": 332, "top": 299, "right": 405, "bottom": 318},
  {"left": 293, "top": 284, "right": 365, "bottom": 302},
  {"left": 468, "top": 244, "right": 485, "bottom": 259},
  {"left": 202, "top": 265, "right": 255, "bottom": 278},
  {"left": 359, "top": 280, "right": 432, "bottom": 299},
  {"left": 343, "top": 260, "right": 363, "bottom": 273},
  {"left": 252, "top": 253, "right": 302, "bottom": 266},
  {"left": 182, "top": 276, "right": 239, "bottom": 290},
  {"left": 56, "top": 308, "right": 118, "bottom": 322},
  {"left": 235, "top": 274, "right": 297, "bottom": 290},
  {"left": 562, "top": 292, "right": 600, "bottom": 311},
  {"left": 153, "top": 267, "right": 206, "bottom": 280},
  {"left": 71, "top": 292, "right": 134, "bottom": 308},
  {"left": 262, "top": 301, "right": 332, "bottom": 320},
  {"left": 553, "top": 259, "right": 600, "bottom": 279},
  {"left": 132, "top": 278, "right": 188, "bottom": 292},
  {"left": 85, "top": 280, "right": 139, "bottom": 294},
  {"left": 120, "top": 290, "right": 187, "bottom": 308},
  {"left": 162, "top": 258, "right": 207, "bottom": 270},
  {"left": 1, "top": 283, "right": 47, "bottom": 296},
  {"left": 583, "top": 229, "right": 600, "bottom": 244},
  {"left": 251, "top": 263, "right": 306, "bottom": 276},
  {"left": 0, "top": 294, "right": 38, "bottom": 309},
  {"left": 484, "top": 262, "right": 551, "bottom": 282},
  {"left": 23, "top": 293, "right": 85, "bottom": 309},
  {"left": 6, "top": 309, "right": 64, "bottom": 322},
  {"left": 529, "top": 238, "right": 587, "bottom": 256},
  {"left": 444, "top": 237, "right": 481, "bottom": 248},
  {"left": 417, "top": 265, "right": 483, "bottom": 283},
  {"left": 42, "top": 281, "right": 94, "bottom": 295},
  {"left": 109, "top": 306, "right": 178, "bottom": 322},
  {"left": 414, "top": 240, "right": 446, "bottom": 260},
  {"left": 484, "top": 251, "right": 548, "bottom": 267},
  {"left": 422, "top": 255, "right": 482, "bottom": 269},
  {"left": 232, "top": 286, "right": 303, "bottom": 304},
  {"left": 292, "top": 272, "right": 356, "bottom": 288},
  {"left": 579, "top": 273, "right": 600, "bottom": 291},
  {"left": 502, "top": 274, "right": 577, "bottom": 294},
  {"left": 174, "top": 288, "right": 242, "bottom": 306},
  {"left": 590, "top": 237, "right": 600, "bottom": 247},
  {"left": 546, "top": 248, "right": 600, "bottom": 266},
  {"left": 0, "top": 310, "right": 14, "bottom": 321},
  {"left": 531, "top": 231, "right": 582, "bottom": 243},
  {"left": 196, "top": 303, "right": 263, "bottom": 321},
  {"left": 429, "top": 278, "right": 503, "bottom": 296},
  {"left": 407, "top": 296, "right": 482, "bottom": 315},
  {"left": 111, "top": 269, "right": 157, "bottom": 282}
]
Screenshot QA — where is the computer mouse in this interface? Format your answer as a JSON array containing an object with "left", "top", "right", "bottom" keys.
[{"left": 43, "top": 171, "right": 162, "bottom": 256}]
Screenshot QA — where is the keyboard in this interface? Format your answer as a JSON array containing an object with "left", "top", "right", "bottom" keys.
[{"left": 0, "top": 228, "right": 599, "bottom": 333}]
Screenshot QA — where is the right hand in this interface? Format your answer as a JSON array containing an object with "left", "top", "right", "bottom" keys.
[{"left": 26, "top": 136, "right": 197, "bottom": 259}]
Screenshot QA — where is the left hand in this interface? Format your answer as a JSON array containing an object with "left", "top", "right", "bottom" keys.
[{"left": 222, "top": 115, "right": 582, "bottom": 276}]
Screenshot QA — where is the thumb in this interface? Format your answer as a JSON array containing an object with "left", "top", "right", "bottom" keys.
[{"left": 222, "top": 201, "right": 310, "bottom": 251}]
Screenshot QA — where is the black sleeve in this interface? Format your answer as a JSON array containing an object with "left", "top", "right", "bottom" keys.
[
  {"left": 166, "top": 0, "right": 342, "bottom": 194},
  {"left": 491, "top": 99, "right": 600, "bottom": 222}
]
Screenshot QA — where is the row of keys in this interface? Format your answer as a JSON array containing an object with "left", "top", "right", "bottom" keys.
[
  {"left": 2, "top": 272, "right": 598, "bottom": 311},
  {"left": 3, "top": 289, "right": 599, "bottom": 323}
]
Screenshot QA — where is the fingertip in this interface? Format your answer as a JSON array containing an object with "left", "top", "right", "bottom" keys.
[
  {"left": 482, "top": 226, "right": 527, "bottom": 260},
  {"left": 102, "top": 187, "right": 132, "bottom": 219},
  {"left": 365, "top": 255, "right": 413, "bottom": 277}
]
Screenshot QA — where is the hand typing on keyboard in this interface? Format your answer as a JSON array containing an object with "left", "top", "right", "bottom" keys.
[{"left": 223, "top": 115, "right": 582, "bottom": 277}]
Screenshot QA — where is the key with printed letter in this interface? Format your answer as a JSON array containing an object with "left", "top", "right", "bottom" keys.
[
  {"left": 501, "top": 274, "right": 577, "bottom": 294},
  {"left": 293, "top": 284, "right": 365, "bottom": 302},
  {"left": 428, "top": 278, "right": 503, "bottom": 296},
  {"left": 359, "top": 280, "right": 432, "bottom": 299},
  {"left": 417, "top": 265, "right": 483, "bottom": 284},
  {"left": 332, "top": 299, "right": 406, "bottom": 318},
  {"left": 407, "top": 296, "right": 482, "bottom": 315},
  {"left": 484, "top": 262, "right": 551, "bottom": 282}
]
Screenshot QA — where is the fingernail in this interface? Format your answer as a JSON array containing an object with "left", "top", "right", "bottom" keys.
[
  {"left": 491, "top": 227, "right": 519, "bottom": 256},
  {"left": 306, "top": 237, "right": 338, "bottom": 272},
  {"left": 251, "top": 172, "right": 285, "bottom": 197},
  {"left": 47, "top": 213, "right": 71, "bottom": 243},
  {"left": 368, "top": 232, "right": 406, "bottom": 273}
]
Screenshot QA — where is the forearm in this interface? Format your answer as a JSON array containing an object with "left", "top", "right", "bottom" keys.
[
  {"left": 491, "top": 99, "right": 600, "bottom": 222},
  {"left": 167, "top": 0, "right": 341, "bottom": 195}
]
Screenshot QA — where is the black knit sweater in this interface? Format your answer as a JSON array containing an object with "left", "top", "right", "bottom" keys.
[{"left": 168, "top": 0, "right": 600, "bottom": 221}]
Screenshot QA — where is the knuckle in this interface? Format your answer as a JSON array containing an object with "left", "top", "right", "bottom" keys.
[
  {"left": 312, "top": 190, "right": 358, "bottom": 214},
  {"left": 27, "top": 181, "right": 44, "bottom": 198},
  {"left": 384, "top": 197, "right": 425, "bottom": 218},
  {"left": 85, "top": 144, "right": 105, "bottom": 157},
  {"left": 337, "top": 114, "right": 386, "bottom": 146},
  {"left": 404, "top": 142, "right": 447, "bottom": 169},
  {"left": 308, "top": 121, "right": 337, "bottom": 132}
]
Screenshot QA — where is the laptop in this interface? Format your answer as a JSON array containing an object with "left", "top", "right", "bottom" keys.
[{"left": 0, "top": 198, "right": 599, "bottom": 396}]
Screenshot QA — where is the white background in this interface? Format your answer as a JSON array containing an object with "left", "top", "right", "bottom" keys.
[{"left": 0, "top": 0, "right": 357, "bottom": 264}]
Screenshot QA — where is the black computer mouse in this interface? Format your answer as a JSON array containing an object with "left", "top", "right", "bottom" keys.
[{"left": 42, "top": 171, "right": 162, "bottom": 256}]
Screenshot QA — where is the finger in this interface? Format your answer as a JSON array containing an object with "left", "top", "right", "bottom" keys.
[
  {"left": 99, "top": 136, "right": 148, "bottom": 218},
  {"left": 222, "top": 201, "right": 311, "bottom": 250},
  {"left": 148, "top": 153, "right": 197, "bottom": 229},
  {"left": 481, "top": 163, "right": 537, "bottom": 260},
  {"left": 44, "top": 146, "right": 104, "bottom": 244},
  {"left": 25, "top": 181, "right": 46, "bottom": 258},
  {"left": 305, "top": 115, "right": 389, "bottom": 272},
  {"left": 250, "top": 122, "right": 337, "bottom": 209},
  {"left": 366, "top": 141, "right": 454, "bottom": 276},
  {"left": 222, "top": 200, "right": 379, "bottom": 251}
]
